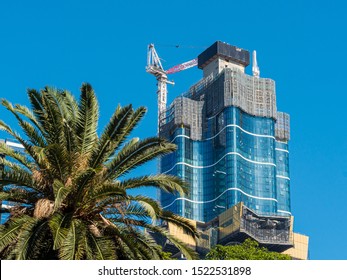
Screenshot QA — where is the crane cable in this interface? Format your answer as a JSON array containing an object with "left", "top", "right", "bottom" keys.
[{"left": 155, "top": 44, "right": 207, "bottom": 49}]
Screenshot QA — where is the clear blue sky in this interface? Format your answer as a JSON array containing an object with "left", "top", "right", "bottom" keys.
[{"left": 0, "top": 0, "right": 346, "bottom": 260}]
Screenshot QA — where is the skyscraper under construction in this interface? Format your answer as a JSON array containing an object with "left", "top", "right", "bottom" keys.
[{"left": 148, "top": 41, "right": 308, "bottom": 259}]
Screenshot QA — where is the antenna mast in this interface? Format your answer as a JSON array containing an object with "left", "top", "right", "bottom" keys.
[{"left": 252, "top": 50, "right": 260, "bottom": 78}]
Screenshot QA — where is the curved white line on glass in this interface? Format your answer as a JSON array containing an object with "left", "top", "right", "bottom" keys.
[
  {"left": 206, "top": 124, "right": 275, "bottom": 141},
  {"left": 275, "top": 148, "right": 289, "bottom": 153},
  {"left": 277, "top": 210, "right": 292, "bottom": 215},
  {"left": 162, "top": 187, "right": 278, "bottom": 209},
  {"left": 276, "top": 175, "right": 290, "bottom": 180},
  {"left": 171, "top": 124, "right": 275, "bottom": 144},
  {"left": 163, "top": 152, "right": 276, "bottom": 174},
  {"left": 170, "top": 134, "right": 190, "bottom": 143}
]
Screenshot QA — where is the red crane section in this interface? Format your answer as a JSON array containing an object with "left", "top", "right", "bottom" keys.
[{"left": 166, "top": 58, "right": 198, "bottom": 74}]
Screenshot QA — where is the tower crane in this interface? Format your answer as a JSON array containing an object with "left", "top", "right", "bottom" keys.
[{"left": 146, "top": 44, "right": 197, "bottom": 129}]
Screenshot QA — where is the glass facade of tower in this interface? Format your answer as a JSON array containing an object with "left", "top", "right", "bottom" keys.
[{"left": 159, "top": 64, "right": 290, "bottom": 223}]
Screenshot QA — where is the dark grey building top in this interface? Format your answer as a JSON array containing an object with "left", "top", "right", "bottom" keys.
[{"left": 198, "top": 41, "right": 250, "bottom": 69}]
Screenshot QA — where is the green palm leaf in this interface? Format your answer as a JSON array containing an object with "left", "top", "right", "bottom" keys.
[
  {"left": 105, "top": 137, "right": 176, "bottom": 180},
  {"left": 59, "top": 219, "right": 87, "bottom": 260},
  {"left": 159, "top": 210, "right": 199, "bottom": 238},
  {"left": 148, "top": 225, "right": 199, "bottom": 260},
  {"left": 86, "top": 233, "right": 116, "bottom": 260},
  {"left": 49, "top": 212, "right": 72, "bottom": 250},
  {"left": 0, "top": 216, "right": 28, "bottom": 252},
  {"left": 1, "top": 99, "right": 46, "bottom": 147},
  {"left": 125, "top": 195, "right": 162, "bottom": 222},
  {"left": 52, "top": 180, "right": 72, "bottom": 211},
  {"left": 0, "top": 142, "right": 32, "bottom": 168},
  {"left": 120, "top": 174, "right": 187, "bottom": 195},
  {"left": 76, "top": 83, "right": 98, "bottom": 157},
  {"left": 14, "top": 218, "right": 49, "bottom": 260}
]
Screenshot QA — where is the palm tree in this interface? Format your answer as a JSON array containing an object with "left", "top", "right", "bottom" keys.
[{"left": 0, "top": 84, "right": 198, "bottom": 260}]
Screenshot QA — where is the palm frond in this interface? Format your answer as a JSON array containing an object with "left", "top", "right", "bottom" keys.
[
  {"left": 1, "top": 99, "right": 46, "bottom": 147},
  {"left": 166, "top": 234, "right": 198, "bottom": 260},
  {"left": 103, "top": 222, "right": 141, "bottom": 260},
  {"left": 0, "top": 188, "right": 38, "bottom": 205},
  {"left": 51, "top": 89, "right": 78, "bottom": 123},
  {"left": 148, "top": 225, "right": 199, "bottom": 260},
  {"left": 125, "top": 195, "right": 162, "bottom": 222},
  {"left": 44, "top": 143, "right": 68, "bottom": 181},
  {"left": 72, "top": 168, "right": 97, "bottom": 207},
  {"left": 119, "top": 174, "right": 187, "bottom": 196},
  {"left": 0, "top": 142, "right": 32, "bottom": 169},
  {"left": 49, "top": 212, "right": 71, "bottom": 250},
  {"left": 25, "top": 145, "right": 50, "bottom": 171},
  {"left": 18, "top": 120, "right": 46, "bottom": 147},
  {"left": 0, "top": 120, "right": 27, "bottom": 148},
  {"left": 114, "top": 203, "right": 151, "bottom": 220},
  {"left": 0, "top": 156, "right": 31, "bottom": 174},
  {"left": 51, "top": 90, "right": 78, "bottom": 162},
  {"left": 0, "top": 216, "right": 28, "bottom": 253},
  {"left": 86, "top": 232, "right": 116, "bottom": 260},
  {"left": 131, "top": 232, "right": 163, "bottom": 260},
  {"left": 76, "top": 83, "right": 99, "bottom": 157},
  {"left": 83, "top": 182, "right": 126, "bottom": 208},
  {"left": 14, "top": 103, "right": 45, "bottom": 135},
  {"left": 90, "top": 105, "right": 146, "bottom": 169},
  {"left": 27, "top": 89, "right": 46, "bottom": 129},
  {"left": 59, "top": 218, "right": 86, "bottom": 260},
  {"left": 159, "top": 210, "right": 199, "bottom": 238},
  {"left": 39, "top": 87, "right": 65, "bottom": 145},
  {"left": 52, "top": 179, "right": 72, "bottom": 211},
  {"left": 89, "top": 104, "right": 131, "bottom": 169},
  {"left": 0, "top": 120, "right": 48, "bottom": 171},
  {"left": 0, "top": 169, "right": 35, "bottom": 189},
  {"left": 13, "top": 218, "right": 49, "bottom": 260},
  {"left": 118, "top": 228, "right": 161, "bottom": 260},
  {"left": 104, "top": 137, "right": 176, "bottom": 180}
]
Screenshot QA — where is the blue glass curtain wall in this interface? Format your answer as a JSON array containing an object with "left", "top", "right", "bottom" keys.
[{"left": 160, "top": 106, "right": 291, "bottom": 222}]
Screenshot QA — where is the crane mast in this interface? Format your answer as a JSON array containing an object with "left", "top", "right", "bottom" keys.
[
  {"left": 146, "top": 44, "right": 174, "bottom": 129},
  {"left": 146, "top": 44, "right": 198, "bottom": 130}
]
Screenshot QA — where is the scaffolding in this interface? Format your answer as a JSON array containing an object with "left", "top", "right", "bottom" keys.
[
  {"left": 275, "top": 112, "right": 290, "bottom": 141},
  {"left": 159, "top": 67, "right": 290, "bottom": 142}
]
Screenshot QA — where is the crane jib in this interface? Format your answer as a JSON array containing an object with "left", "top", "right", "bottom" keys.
[{"left": 166, "top": 58, "right": 198, "bottom": 74}]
